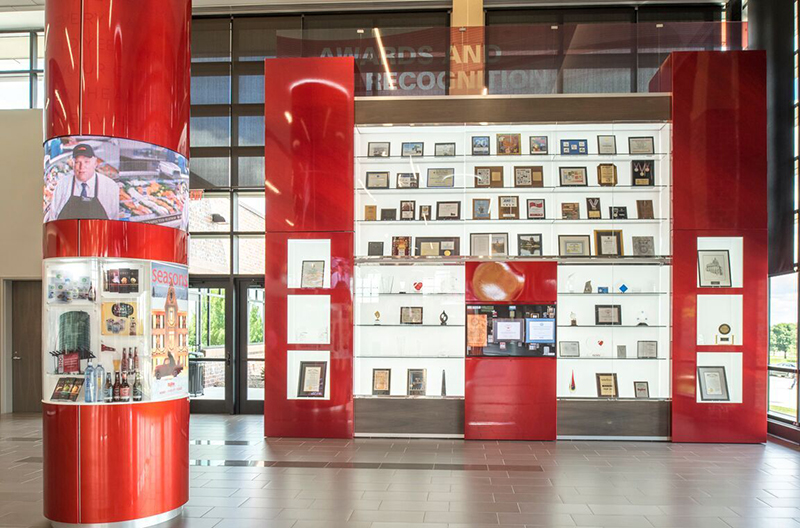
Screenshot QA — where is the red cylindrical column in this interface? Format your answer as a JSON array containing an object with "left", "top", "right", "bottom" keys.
[{"left": 42, "top": 1, "right": 192, "bottom": 526}]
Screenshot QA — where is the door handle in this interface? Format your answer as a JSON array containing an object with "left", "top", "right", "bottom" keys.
[
  {"left": 225, "top": 351, "right": 231, "bottom": 367},
  {"left": 12, "top": 353, "right": 21, "bottom": 361}
]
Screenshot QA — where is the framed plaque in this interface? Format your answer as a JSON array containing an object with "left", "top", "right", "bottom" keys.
[
  {"left": 697, "top": 250, "right": 732, "bottom": 287},
  {"left": 475, "top": 166, "right": 503, "bottom": 188},
  {"left": 372, "top": 369, "right": 391, "bottom": 395},
  {"left": 697, "top": 366, "right": 729, "bottom": 401},
  {"left": 397, "top": 172, "right": 420, "bottom": 189},
  {"left": 560, "top": 139, "right": 588, "bottom": 155},
  {"left": 527, "top": 198, "right": 546, "bottom": 219},
  {"left": 632, "top": 160, "right": 655, "bottom": 186},
  {"left": 427, "top": 168, "right": 455, "bottom": 188},
  {"left": 493, "top": 319, "right": 523, "bottom": 341},
  {"left": 559, "top": 341, "right": 580, "bottom": 357},
  {"left": 400, "top": 200, "right": 416, "bottom": 221},
  {"left": 595, "top": 373, "right": 619, "bottom": 398},
  {"left": 634, "top": 381, "right": 650, "bottom": 399},
  {"left": 498, "top": 196, "right": 520, "bottom": 219},
  {"left": 514, "top": 166, "right": 544, "bottom": 188},
  {"left": 367, "top": 241, "right": 384, "bottom": 256},
  {"left": 561, "top": 202, "right": 580, "bottom": 220},
  {"left": 597, "top": 163, "right": 618, "bottom": 186},
  {"left": 559, "top": 167, "right": 588, "bottom": 186},
  {"left": 586, "top": 197, "right": 601, "bottom": 219},
  {"left": 595, "top": 304, "right": 622, "bottom": 326},
  {"left": 300, "top": 260, "right": 325, "bottom": 289},
  {"left": 472, "top": 198, "right": 491, "bottom": 220},
  {"left": 525, "top": 318, "right": 555, "bottom": 343},
  {"left": 415, "top": 237, "right": 460, "bottom": 257},
  {"left": 609, "top": 206, "right": 628, "bottom": 220},
  {"left": 380, "top": 208, "right": 397, "bottom": 221},
  {"left": 637, "top": 340, "right": 658, "bottom": 359},
  {"left": 470, "top": 233, "right": 508, "bottom": 257},
  {"left": 435, "top": 142, "right": 456, "bottom": 156},
  {"left": 407, "top": 369, "right": 427, "bottom": 396},
  {"left": 419, "top": 205, "right": 432, "bottom": 221},
  {"left": 632, "top": 236, "right": 655, "bottom": 257},
  {"left": 391, "top": 236, "right": 412, "bottom": 257},
  {"left": 597, "top": 135, "right": 617, "bottom": 155},
  {"left": 637, "top": 199, "right": 655, "bottom": 219},
  {"left": 401, "top": 141, "right": 424, "bottom": 157},
  {"left": 472, "top": 136, "right": 490, "bottom": 156},
  {"left": 518, "top": 234, "right": 543, "bottom": 257},
  {"left": 594, "top": 230, "right": 623, "bottom": 257},
  {"left": 367, "top": 142, "right": 390, "bottom": 157},
  {"left": 629, "top": 136, "right": 655, "bottom": 155},
  {"left": 467, "top": 313, "right": 489, "bottom": 347},
  {"left": 497, "top": 133, "right": 521, "bottom": 155},
  {"left": 436, "top": 201, "right": 461, "bottom": 220},
  {"left": 297, "top": 361, "right": 327, "bottom": 397},
  {"left": 400, "top": 306, "right": 423, "bottom": 324},
  {"left": 616, "top": 344, "right": 627, "bottom": 358},
  {"left": 558, "top": 235, "right": 591, "bottom": 257},
  {"left": 364, "top": 205, "right": 377, "bottom": 221},
  {"left": 365, "top": 171, "right": 390, "bottom": 189},
  {"left": 530, "top": 136, "right": 548, "bottom": 154}
]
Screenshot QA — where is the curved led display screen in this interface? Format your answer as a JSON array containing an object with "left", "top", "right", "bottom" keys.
[{"left": 44, "top": 136, "right": 189, "bottom": 231}]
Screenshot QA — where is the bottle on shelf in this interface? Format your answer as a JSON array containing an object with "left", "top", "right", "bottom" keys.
[
  {"left": 103, "top": 373, "right": 113, "bottom": 403},
  {"left": 113, "top": 372, "right": 121, "bottom": 402},
  {"left": 133, "top": 347, "right": 139, "bottom": 372},
  {"left": 120, "top": 373, "right": 131, "bottom": 402},
  {"left": 121, "top": 348, "right": 128, "bottom": 373},
  {"left": 84, "top": 359, "right": 96, "bottom": 403},
  {"left": 129, "top": 316, "right": 137, "bottom": 336},
  {"left": 95, "top": 362, "right": 105, "bottom": 400},
  {"left": 133, "top": 371, "right": 143, "bottom": 402}
]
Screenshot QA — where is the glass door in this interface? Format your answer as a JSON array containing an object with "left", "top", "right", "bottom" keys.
[
  {"left": 238, "top": 279, "right": 265, "bottom": 414},
  {"left": 188, "top": 281, "right": 233, "bottom": 413}
]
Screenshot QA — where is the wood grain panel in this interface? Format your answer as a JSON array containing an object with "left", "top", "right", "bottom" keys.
[
  {"left": 355, "top": 398, "right": 464, "bottom": 436},
  {"left": 557, "top": 400, "right": 671, "bottom": 437},
  {"left": 12, "top": 281, "right": 42, "bottom": 413},
  {"left": 355, "top": 95, "right": 671, "bottom": 126}
]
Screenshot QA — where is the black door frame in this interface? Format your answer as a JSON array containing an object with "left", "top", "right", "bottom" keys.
[{"left": 236, "top": 277, "right": 265, "bottom": 415}]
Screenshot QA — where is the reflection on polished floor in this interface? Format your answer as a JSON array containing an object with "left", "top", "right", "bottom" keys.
[{"left": 2, "top": 414, "right": 800, "bottom": 528}]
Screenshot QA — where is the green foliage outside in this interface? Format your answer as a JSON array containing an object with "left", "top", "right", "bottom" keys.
[
  {"left": 770, "top": 323, "right": 798, "bottom": 364},
  {"left": 188, "top": 289, "right": 226, "bottom": 350},
  {"left": 249, "top": 304, "right": 264, "bottom": 344}
]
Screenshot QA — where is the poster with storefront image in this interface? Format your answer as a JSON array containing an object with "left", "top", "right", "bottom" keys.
[
  {"left": 43, "top": 136, "right": 189, "bottom": 230},
  {"left": 150, "top": 262, "right": 190, "bottom": 399}
]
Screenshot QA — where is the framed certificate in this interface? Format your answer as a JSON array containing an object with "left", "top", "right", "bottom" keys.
[
  {"left": 629, "top": 136, "right": 655, "bottom": 155},
  {"left": 632, "top": 160, "right": 655, "bottom": 186},
  {"left": 527, "top": 199, "right": 546, "bottom": 219},
  {"left": 597, "top": 164, "right": 618, "bottom": 186},
  {"left": 414, "top": 237, "right": 459, "bottom": 257},
  {"left": 467, "top": 314, "right": 488, "bottom": 347},
  {"left": 372, "top": 369, "right": 391, "bottom": 395},
  {"left": 518, "top": 234, "right": 543, "bottom": 257},
  {"left": 697, "top": 250, "right": 732, "bottom": 287},
  {"left": 586, "top": 197, "right": 601, "bottom": 219},
  {"left": 559, "top": 341, "right": 580, "bottom": 357},
  {"left": 297, "top": 361, "right": 327, "bottom": 397},
  {"left": 470, "top": 233, "right": 509, "bottom": 257},
  {"left": 475, "top": 166, "right": 503, "bottom": 188},
  {"left": 559, "top": 167, "right": 588, "bottom": 186},
  {"left": 367, "top": 142, "right": 390, "bottom": 157},
  {"left": 498, "top": 196, "right": 520, "bottom": 219},
  {"left": 558, "top": 235, "right": 591, "bottom": 257},
  {"left": 595, "top": 373, "right": 618, "bottom": 398},
  {"left": 560, "top": 139, "right": 588, "bottom": 155},
  {"left": 597, "top": 135, "right": 617, "bottom": 155},
  {"left": 400, "top": 306, "right": 423, "bottom": 324},
  {"left": 493, "top": 319, "right": 523, "bottom": 341},
  {"left": 634, "top": 381, "right": 650, "bottom": 399},
  {"left": 594, "top": 230, "right": 623, "bottom": 257},
  {"left": 525, "top": 318, "right": 555, "bottom": 343},
  {"left": 407, "top": 369, "right": 427, "bottom": 396},
  {"left": 530, "top": 136, "right": 548, "bottom": 154},
  {"left": 514, "top": 166, "right": 544, "bottom": 187},
  {"left": 595, "top": 304, "right": 622, "bottom": 325},
  {"left": 497, "top": 133, "right": 521, "bottom": 155},
  {"left": 401, "top": 141, "right": 424, "bottom": 157},
  {"left": 427, "top": 168, "right": 455, "bottom": 188},
  {"left": 400, "top": 200, "right": 415, "bottom": 220},
  {"left": 637, "top": 340, "right": 658, "bottom": 359},
  {"left": 472, "top": 198, "right": 491, "bottom": 220},
  {"left": 300, "top": 260, "right": 325, "bottom": 289},
  {"left": 397, "top": 172, "right": 420, "bottom": 189},
  {"left": 435, "top": 142, "right": 456, "bottom": 156},
  {"left": 365, "top": 171, "right": 389, "bottom": 189},
  {"left": 697, "top": 366, "right": 729, "bottom": 401},
  {"left": 436, "top": 201, "right": 461, "bottom": 220},
  {"left": 472, "top": 136, "right": 490, "bottom": 156}
]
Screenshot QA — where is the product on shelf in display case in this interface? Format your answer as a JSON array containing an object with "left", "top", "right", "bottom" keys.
[
  {"left": 594, "top": 230, "right": 624, "bottom": 257},
  {"left": 628, "top": 136, "right": 655, "bottom": 155},
  {"left": 559, "top": 235, "right": 592, "bottom": 257},
  {"left": 527, "top": 199, "right": 546, "bottom": 219},
  {"left": 632, "top": 160, "right": 655, "bottom": 186},
  {"left": 697, "top": 250, "right": 732, "bottom": 287},
  {"left": 697, "top": 366, "right": 729, "bottom": 401},
  {"left": 560, "top": 139, "right": 588, "bottom": 155},
  {"left": 367, "top": 142, "right": 390, "bottom": 157},
  {"left": 372, "top": 368, "right": 391, "bottom": 395},
  {"left": 530, "top": 136, "right": 548, "bottom": 154},
  {"left": 415, "top": 237, "right": 459, "bottom": 257},
  {"left": 50, "top": 377, "right": 85, "bottom": 401},
  {"left": 101, "top": 301, "right": 141, "bottom": 336},
  {"left": 47, "top": 267, "right": 94, "bottom": 304},
  {"left": 597, "top": 135, "right": 617, "bottom": 155},
  {"left": 637, "top": 341, "right": 658, "bottom": 358},
  {"left": 466, "top": 304, "right": 556, "bottom": 357},
  {"left": 470, "top": 233, "right": 509, "bottom": 257},
  {"left": 298, "top": 361, "right": 327, "bottom": 397},
  {"left": 560, "top": 167, "right": 588, "bottom": 186},
  {"left": 596, "top": 373, "right": 619, "bottom": 398},
  {"left": 514, "top": 166, "right": 544, "bottom": 187},
  {"left": 435, "top": 143, "right": 456, "bottom": 157},
  {"left": 401, "top": 142, "right": 424, "bottom": 157},
  {"left": 634, "top": 381, "right": 650, "bottom": 398},
  {"left": 518, "top": 234, "right": 543, "bottom": 257},
  {"left": 472, "top": 136, "right": 490, "bottom": 156},
  {"left": 474, "top": 166, "right": 503, "bottom": 188},
  {"left": 407, "top": 369, "right": 427, "bottom": 395},
  {"left": 497, "top": 133, "right": 521, "bottom": 155},
  {"left": 427, "top": 168, "right": 455, "bottom": 188},
  {"left": 597, "top": 164, "right": 618, "bottom": 186},
  {"left": 104, "top": 268, "right": 140, "bottom": 294}
]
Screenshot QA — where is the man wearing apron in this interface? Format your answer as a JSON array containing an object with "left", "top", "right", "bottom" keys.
[{"left": 47, "top": 143, "right": 120, "bottom": 221}]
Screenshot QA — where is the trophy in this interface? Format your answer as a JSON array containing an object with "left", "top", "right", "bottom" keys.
[
  {"left": 716, "top": 323, "right": 734, "bottom": 344},
  {"left": 439, "top": 310, "right": 449, "bottom": 326},
  {"left": 570, "top": 312, "right": 578, "bottom": 326},
  {"left": 584, "top": 280, "right": 593, "bottom": 294},
  {"left": 374, "top": 310, "right": 381, "bottom": 325},
  {"left": 636, "top": 310, "right": 649, "bottom": 327}
]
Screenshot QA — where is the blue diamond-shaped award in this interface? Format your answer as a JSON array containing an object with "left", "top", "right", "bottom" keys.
[{"left": 619, "top": 284, "right": 629, "bottom": 293}]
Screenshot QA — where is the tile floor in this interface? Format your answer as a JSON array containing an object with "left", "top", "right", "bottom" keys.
[{"left": 1, "top": 413, "right": 799, "bottom": 528}]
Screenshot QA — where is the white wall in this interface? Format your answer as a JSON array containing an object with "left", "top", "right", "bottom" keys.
[{"left": 0, "top": 109, "right": 43, "bottom": 413}]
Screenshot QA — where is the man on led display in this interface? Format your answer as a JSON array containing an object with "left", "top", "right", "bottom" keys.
[{"left": 47, "top": 143, "right": 120, "bottom": 221}]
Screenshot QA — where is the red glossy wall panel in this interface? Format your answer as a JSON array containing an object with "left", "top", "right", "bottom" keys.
[
  {"left": 43, "top": 404, "right": 80, "bottom": 523},
  {"left": 465, "top": 358, "right": 557, "bottom": 440},
  {"left": 264, "top": 57, "right": 355, "bottom": 233},
  {"left": 45, "top": 0, "right": 191, "bottom": 155},
  {"left": 668, "top": 52, "right": 768, "bottom": 443},
  {"left": 78, "top": 398, "right": 190, "bottom": 523},
  {"left": 263, "top": 232, "right": 354, "bottom": 438},
  {"left": 466, "top": 261, "right": 557, "bottom": 304},
  {"left": 42, "top": 220, "right": 187, "bottom": 265}
]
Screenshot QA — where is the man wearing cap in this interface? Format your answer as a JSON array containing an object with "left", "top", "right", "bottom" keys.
[{"left": 47, "top": 143, "right": 120, "bottom": 221}]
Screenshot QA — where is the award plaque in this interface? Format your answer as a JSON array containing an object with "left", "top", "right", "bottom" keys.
[
  {"left": 560, "top": 139, "right": 588, "bottom": 155},
  {"left": 634, "top": 381, "right": 650, "bottom": 399},
  {"left": 716, "top": 323, "right": 734, "bottom": 345},
  {"left": 435, "top": 142, "right": 456, "bottom": 156},
  {"left": 527, "top": 199, "right": 546, "bottom": 219},
  {"left": 561, "top": 202, "right": 580, "bottom": 220},
  {"left": 637, "top": 199, "right": 655, "bottom": 219},
  {"left": 632, "top": 236, "right": 656, "bottom": 257},
  {"left": 628, "top": 136, "right": 655, "bottom": 155},
  {"left": 380, "top": 208, "right": 397, "bottom": 221},
  {"left": 558, "top": 235, "right": 591, "bottom": 257},
  {"left": 365, "top": 171, "right": 390, "bottom": 189},
  {"left": 364, "top": 205, "right": 377, "bottom": 221},
  {"left": 367, "top": 241, "right": 384, "bottom": 256},
  {"left": 595, "top": 373, "right": 619, "bottom": 398},
  {"left": 414, "top": 237, "right": 460, "bottom": 257},
  {"left": 586, "top": 197, "right": 601, "bottom": 219},
  {"left": 427, "top": 168, "right": 455, "bottom": 188},
  {"left": 697, "top": 366, "right": 730, "bottom": 401},
  {"left": 472, "top": 136, "right": 490, "bottom": 156},
  {"left": 597, "top": 164, "right": 618, "bottom": 186},
  {"left": 401, "top": 142, "right": 424, "bottom": 157},
  {"left": 372, "top": 369, "right": 391, "bottom": 395},
  {"left": 473, "top": 199, "right": 491, "bottom": 220},
  {"left": 470, "top": 233, "right": 508, "bottom": 257},
  {"left": 514, "top": 166, "right": 544, "bottom": 188},
  {"left": 300, "top": 260, "right": 325, "bottom": 289},
  {"left": 407, "top": 369, "right": 427, "bottom": 396},
  {"left": 497, "top": 133, "right": 522, "bottom": 155},
  {"left": 498, "top": 196, "right": 520, "bottom": 219},
  {"left": 594, "top": 230, "right": 624, "bottom": 257},
  {"left": 400, "top": 306, "right": 423, "bottom": 324},
  {"left": 419, "top": 205, "right": 432, "bottom": 221},
  {"left": 297, "top": 361, "right": 327, "bottom": 398},
  {"left": 367, "top": 142, "right": 390, "bottom": 157},
  {"left": 518, "top": 234, "right": 543, "bottom": 257},
  {"left": 475, "top": 166, "right": 503, "bottom": 188},
  {"left": 400, "top": 200, "right": 416, "bottom": 221},
  {"left": 609, "top": 206, "right": 628, "bottom": 220},
  {"left": 637, "top": 340, "right": 658, "bottom": 358},
  {"left": 595, "top": 305, "right": 622, "bottom": 325},
  {"left": 396, "top": 172, "right": 420, "bottom": 189},
  {"left": 391, "top": 236, "right": 412, "bottom": 257},
  {"left": 632, "top": 160, "right": 655, "bottom": 186},
  {"left": 597, "top": 135, "right": 617, "bottom": 155},
  {"left": 436, "top": 201, "right": 462, "bottom": 220},
  {"left": 559, "top": 167, "right": 588, "bottom": 186},
  {"left": 559, "top": 341, "right": 580, "bottom": 358},
  {"left": 617, "top": 344, "right": 627, "bottom": 358}
]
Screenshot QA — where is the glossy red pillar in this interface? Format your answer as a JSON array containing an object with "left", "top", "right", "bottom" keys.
[
  {"left": 264, "top": 58, "right": 355, "bottom": 438},
  {"left": 464, "top": 262, "right": 558, "bottom": 440},
  {"left": 43, "top": 0, "right": 191, "bottom": 524},
  {"left": 664, "top": 51, "right": 768, "bottom": 443}
]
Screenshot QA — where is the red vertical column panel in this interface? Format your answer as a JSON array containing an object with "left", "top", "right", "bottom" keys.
[
  {"left": 43, "top": 405, "right": 80, "bottom": 523},
  {"left": 45, "top": 0, "right": 83, "bottom": 138},
  {"left": 264, "top": 58, "right": 355, "bottom": 438},
  {"left": 464, "top": 261, "right": 558, "bottom": 440},
  {"left": 669, "top": 51, "right": 768, "bottom": 443}
]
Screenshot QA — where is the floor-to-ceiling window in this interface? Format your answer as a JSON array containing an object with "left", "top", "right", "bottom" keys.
[{"left": 0, "top": 30, "right": 44, "bottom": 109}]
